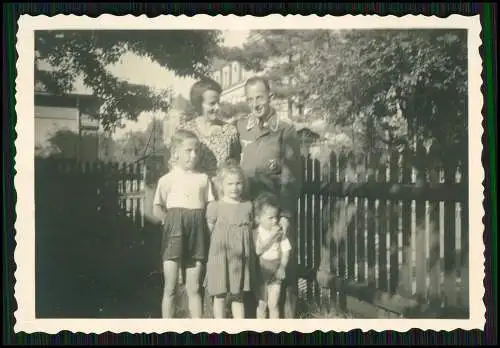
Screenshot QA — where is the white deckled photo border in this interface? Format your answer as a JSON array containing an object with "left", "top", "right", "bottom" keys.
[{"left": 14, "top": 14, "right": 485, "bottom": 334}]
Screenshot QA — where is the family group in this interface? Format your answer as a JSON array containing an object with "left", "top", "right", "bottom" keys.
[{"left": 153, "top": 75, "right": 303, "bottom": 319}]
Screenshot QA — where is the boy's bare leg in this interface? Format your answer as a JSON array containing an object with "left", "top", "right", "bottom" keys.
[
  {"left": 162, "top": 260, "right": 179, "bottom": 318},
  {"left": 185, "top": 262, "right": 203, "bottom": 318}
]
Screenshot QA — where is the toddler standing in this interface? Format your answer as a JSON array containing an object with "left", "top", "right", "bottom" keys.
[{"left": 253, "top": 193, "right": 292, "bottom": 319}]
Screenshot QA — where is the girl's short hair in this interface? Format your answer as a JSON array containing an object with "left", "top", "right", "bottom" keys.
[
  {"left": 254, "top": 192, "right": 280, "bottom": 217},
  {"left": 168, "top": 129, "right": 199, "bottom": 169},
  {"left": 190, "top": 77, "right": 223, "bottom": 115},
  {"left": 215, "top": 158, "right": 247, "bottom": 198}
]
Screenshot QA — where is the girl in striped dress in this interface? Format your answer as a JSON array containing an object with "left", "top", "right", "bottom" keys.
[{"left": 204, "top": 159, "right": 255, "bottom": 318}]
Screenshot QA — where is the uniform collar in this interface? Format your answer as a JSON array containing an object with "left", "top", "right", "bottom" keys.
[{"left": 246, "top": 108, "right": 279, "bottom": 132}]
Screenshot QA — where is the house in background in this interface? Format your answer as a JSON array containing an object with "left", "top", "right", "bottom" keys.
[{"left": 35, "top": 91, "right": 103, "bottom": 162}]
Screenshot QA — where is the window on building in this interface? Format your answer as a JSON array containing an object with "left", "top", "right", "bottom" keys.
[
  {"left": 232, "top": 63, "right": 240, "bottom": 84},
  {"left": 213, "top": 71, "right": 220, "bottom": 84},
  {"left": 223, "top": 70, "right": 229, "bottom": 88}
]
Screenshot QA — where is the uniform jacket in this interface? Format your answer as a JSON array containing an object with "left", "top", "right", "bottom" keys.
[{"left": 236, "top": 108, "right": 303, "bottom": 219}]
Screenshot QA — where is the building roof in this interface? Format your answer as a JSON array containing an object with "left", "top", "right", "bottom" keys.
[{"left": 35, "top": 92, "right": 103, "bottom": 116}]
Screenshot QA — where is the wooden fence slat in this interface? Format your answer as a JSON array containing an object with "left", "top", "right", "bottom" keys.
[
  {"left": 389, "top": 149, "right": 400, "bottom": 295},
  {"left": 355, "top": 153, "right": 367, "bottom": 283},
  {"left": 377, "top": 156, "right": 388, "bottom": 292},
  {"left": 298, "top": 156, "right": 307, "bottom": 269},
  {"left": 356, "top": 197, "right": 366, "bottom": 283},
  {"left": 337, "top": 152, "right": 347, "bottom": 284},
  {"left": 428, "top": 153, "right": 441, "bottom": 302},
  {"left": 346, "top": 152, "right": 357, "bottom": 281},
  {"left": 313, "top": 157, "right": 322, "bottom": 305},
  {"left": 460, "top": 161, "right": 469, "bottom": 311},
  {"left": 443, "top": 161, "right": 458, "bottom": 307},
  {"left": 400, "top": 146, "right": 413, "bottom": 297},
  {"left": 329, "top": 152, "right": 338, "bottom": 301},
  {"left": 415, "top": 144, "right": 428, "bottom": 300},
  {"left": 366, "top": 151, "right": 377, "bottom": 287},
  {"left": 317, "top": 151, "right": 333, "bottom": 304},
  {"left": 297, "top": 157, "right": 307, "bottom": 267},
  {"left": 305, "top": 154, "right": 314, "bottom": 303},
  {"left": 313, "top": 158, "right": 322, "bottom": 270}
]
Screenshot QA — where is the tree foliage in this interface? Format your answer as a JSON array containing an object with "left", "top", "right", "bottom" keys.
[
  {"left": 217, "top": 29, "right": 468, "bottom": 157},
  {"left": 35, "top": 30, "right": 222, "bottom": 132},
  {"left": 110, "top": 117, "right": 166, "bottom": 163}
]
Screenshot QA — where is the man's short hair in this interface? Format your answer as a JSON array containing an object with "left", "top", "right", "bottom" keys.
[{"left": 244, "top": 76, "right": 271, "bottom": 94}]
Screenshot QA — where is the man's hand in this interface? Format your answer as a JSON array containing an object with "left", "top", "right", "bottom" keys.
[{"left": 279, "top": 216, "right": 290, "bottom": 236}]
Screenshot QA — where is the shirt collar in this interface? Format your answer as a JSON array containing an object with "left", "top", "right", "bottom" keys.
[{"left": 246, "top": 108, "right": 279, "bottom": 132}]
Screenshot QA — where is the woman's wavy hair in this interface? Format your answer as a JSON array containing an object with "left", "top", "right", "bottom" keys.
[
  {"left": 214, "top": 158, "right": 248, "bottom": 200},
  {"left": 189, "top": 77, "right": 223, "bottom": 116}
]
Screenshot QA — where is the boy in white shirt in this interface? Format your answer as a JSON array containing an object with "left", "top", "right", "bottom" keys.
[{"left": 253, "top": 193, "right": 292, "bottom": 319}]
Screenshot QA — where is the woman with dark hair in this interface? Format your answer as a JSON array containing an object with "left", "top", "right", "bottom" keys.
[{"left": 176, "top": 77, "right": 241, "bottom": 181}]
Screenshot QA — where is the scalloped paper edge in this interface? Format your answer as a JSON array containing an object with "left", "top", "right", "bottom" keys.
[{"left": 13, "top": 13, "right": 485, "bottom": 334}]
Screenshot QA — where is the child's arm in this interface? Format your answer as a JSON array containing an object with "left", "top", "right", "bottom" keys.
[
  {"left": 255, "top": 228, "right": 283, "bottom": 256},
  {"left": 276, "top": 236, "right": 292, "bottom": 279},
  {"left": 152, "top": 175, "right": 169, "bottom": 224},
  {"left": 206, "top": 176, "right": 216, "bottom": 203},
  {"left": 153, "top": 204, "right": 167, "bottom": 223},
  {"left": 205, "top": 201, "right": 217, "bottom": 235}
]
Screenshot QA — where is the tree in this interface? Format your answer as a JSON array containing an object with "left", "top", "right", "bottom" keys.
[
  {"left": 217, "top": 29, "right": 468, "bottom": 158},
  {"left": 35, "top": 30, "right": 223, "bottom": 132}
]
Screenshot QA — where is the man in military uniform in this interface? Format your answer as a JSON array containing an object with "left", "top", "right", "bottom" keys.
[{"left": 236, "top": 76, "right": 303, "bottom": 318}]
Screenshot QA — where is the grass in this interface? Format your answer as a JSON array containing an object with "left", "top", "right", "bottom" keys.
[{"left": 296, "top": 296, "right": 354, "bottom": 319}]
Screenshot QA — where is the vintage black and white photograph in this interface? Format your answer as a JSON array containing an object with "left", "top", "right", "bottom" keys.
[{"left": 14, "top": 14, "right": 484, "bottom": 333}]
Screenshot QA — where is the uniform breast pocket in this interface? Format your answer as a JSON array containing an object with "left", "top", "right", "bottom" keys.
[{"left": 265, "top": 158, "right": 282, "bottom": 175}]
